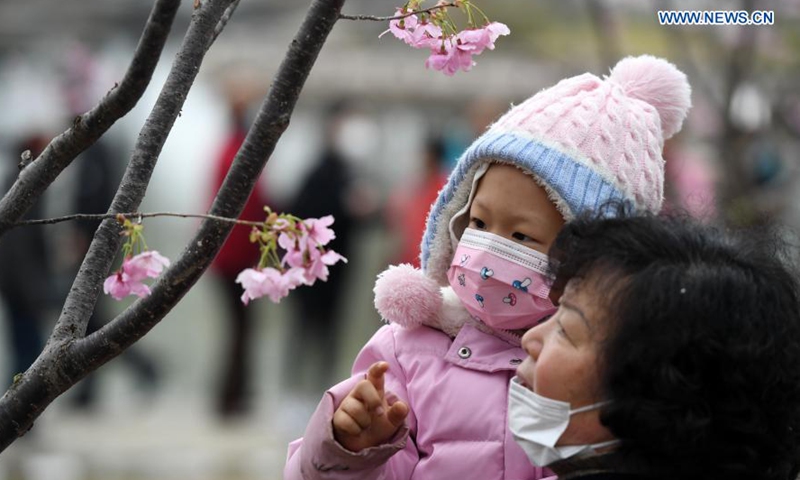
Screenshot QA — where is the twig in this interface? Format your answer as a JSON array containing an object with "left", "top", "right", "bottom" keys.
[
  {"left": 0, "top": 0, "right": 180, "bottom": 237},
  {"left": 339, "top": 2, "right": 456, "bottom": 21},
  {"left": 15, "top": 211, "right": 264, "bottom": 228},
  {"left": 209, "top": 0, "right": 241, "bottom": 48}
]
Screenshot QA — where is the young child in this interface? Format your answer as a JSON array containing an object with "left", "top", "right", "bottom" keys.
[{"left": 284, "top": 55, "right": 692, "bottom": 480}]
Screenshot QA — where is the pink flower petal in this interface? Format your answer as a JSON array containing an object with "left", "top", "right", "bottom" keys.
[
  {"left": 236, "top": 267, "right": 300, "bottom": 304},
  {"left": 485, "top": 22, "right": 511, "bottom": 43},
  {"left": 425, "top": 39, "right": 475, "bottom": 76},
  {"left": 304, "top": 215, "right": 336, "bottom": 247},
  {"left": 126, "top": 251, "right": 170, "bottom": 280},
  {"left": 321, "top": 250, "right": 348, "bottom": 266},
  {"left": 103, "top": 268, "right": 152, "bottom": 301}
]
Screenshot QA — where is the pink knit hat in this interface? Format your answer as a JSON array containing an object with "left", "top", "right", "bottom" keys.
[{"left": 421, "top": 55, "right": 692, "bottom": 280}]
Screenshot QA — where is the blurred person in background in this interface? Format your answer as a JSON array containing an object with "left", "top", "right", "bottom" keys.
[
  {"left": 385, "top": 136, "right": 449, "bottom": 267},
  {"left": 208, "top": 82, "right": 269, "bottom": 419},
  {"left": 62, "top": 44, "right": 160, "bottom": 409},
  {"left": 662, "top": 134, "right": 719, "bottom": 222},
  {"left": 0, "top": 134, "right": 53, "bottom": 384},
  {"left": 283, "top": 99, "right": 380, "bottom": 396}
]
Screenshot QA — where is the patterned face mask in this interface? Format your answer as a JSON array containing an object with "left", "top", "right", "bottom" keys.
[{"left": 447, "top": 228, "right": 557, "bottom": 331}]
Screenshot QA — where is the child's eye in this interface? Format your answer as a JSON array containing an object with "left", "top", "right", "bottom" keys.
[
  {"left": 471, "top": 218, "right": 486, "bottom": 229},
  {"left": 512, "top": 232, "right": 535, "bottom": 243}
]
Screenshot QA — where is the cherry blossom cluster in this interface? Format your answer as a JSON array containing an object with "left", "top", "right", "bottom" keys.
[
  {"left": 103, "top": 210, "right": 346, "bottom": 305},
  {"left": 236, "top": 210, "right": 346, "bottom": 305},
  {"left": 103, "top": 215, "right": 170, "bottom": 300},
  {"left": 382, "top": 0, "right": 510, "bottom": 76}
]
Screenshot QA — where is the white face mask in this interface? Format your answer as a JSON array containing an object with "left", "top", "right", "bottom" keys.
[{"left": 508, "top": 377, "right": 619, "bottom": 466}]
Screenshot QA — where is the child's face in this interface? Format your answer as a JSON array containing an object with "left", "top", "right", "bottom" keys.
[{"left": 468, "top": 163, "right": 564, "bottom": 254}]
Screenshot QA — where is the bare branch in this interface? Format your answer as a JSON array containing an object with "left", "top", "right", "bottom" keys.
[
  {"left": 339, "top": 2, "right": 455, "bottom": 21},
  {"left": 0, "top": 0, "right": 236, "bottom": 453},
  {"left": 210, "top": 0, "right": 241, "bottom": 47},
  {"left": 13, "top": 211, "right": 265, "bottom": 228},
  {"left": 0, "top": 0, "right": 180, "bottom": 237},
  {"left": 52, "top": 0, "right": 236, "bottom": 344},
  {"left": 81, "top": 0, "right": 346, "bottom": 376}
]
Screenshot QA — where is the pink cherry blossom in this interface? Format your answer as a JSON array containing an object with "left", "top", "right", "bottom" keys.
[
  {"left": 457, "top": 28, "right": 493, "bottom": 54},
  {"left": 103, "top": 250, "right": 170, "bottom": 300},
  {"left": 410, "top": 20, "right": 443, "bottom": 49},
  {"left": 125, "top": 250, "right": 170, "bottom": 280},
  {"left": 278, "top": 230, "right": 308, "bottom": 268},
  {"left": 103, "top": 268, "right": 151, "bottom": 300},
  {"left": 303, "top": 215, "right": 336, "bottom": 247},
  {"left": 458, "top": 22, "right": 510, "bottom": 54},
  {"left": 303, "top": 248, "right": 348, "bottom": 284},
  {"left": 485, "top": 22, "right": 511, "bottom": 43},
  {"left": 381, "top": 9, "right": 419, "bottom": 45},
  {"left": 236, "top": 267, "right": 305, "bottom": 304},
  {"left": 425, "top": 39, "right": 476, "bottom": 76}
]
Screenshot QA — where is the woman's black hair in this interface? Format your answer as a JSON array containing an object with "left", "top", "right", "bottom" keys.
[{"left": 548, "top": 202, "right": 800, "bottom": 480}]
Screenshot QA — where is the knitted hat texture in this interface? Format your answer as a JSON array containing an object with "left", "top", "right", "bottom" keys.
[{"left": 421, "top": 55, "right": 692, "bottom": 284}]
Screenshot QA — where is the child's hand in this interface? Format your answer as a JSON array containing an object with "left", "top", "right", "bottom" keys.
[{"left": 333, "top": 361, "right": 409, "bottom": 452}]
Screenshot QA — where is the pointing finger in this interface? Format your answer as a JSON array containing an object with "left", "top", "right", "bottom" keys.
[{"left": 366, "top": 361, "right": 389, "bottom": 396}]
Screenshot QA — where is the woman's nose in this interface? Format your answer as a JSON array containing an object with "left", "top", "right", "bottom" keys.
[{"left": 521, "top": 322, "right": 547, "bottom": 361}]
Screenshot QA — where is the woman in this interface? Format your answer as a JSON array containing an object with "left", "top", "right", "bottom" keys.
[{"left": 510, "top": 208, "right": 800, "bottom": 479}]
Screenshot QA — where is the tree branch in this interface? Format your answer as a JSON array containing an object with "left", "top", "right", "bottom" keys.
[
  {"left": 339, "top": 2, "right": 454, "bottom": 21},
  {"left": 0, "top": 0, "right": 235, "bottom": 453},
  {"left": 209, "top": 0, "right": 241, "bottom": 47},
  {"left": 81, "top": 0, "right": 346, "bottom": 378},
  {"left": 52, "top": 0, "right": 236, "bottom": 345},
  {"left": 0, "top": 0, "right": 180, "bottom": 237},
  {"left": 13, "top": 211, "right": 265, "bottom": 228}
]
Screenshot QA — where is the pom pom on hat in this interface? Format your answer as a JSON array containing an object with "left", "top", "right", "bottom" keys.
[
  {"left": 374, "top": 264, "right": 442, "bottom": 329},
  {"left": 608, "top": 55, "right": 692, "bottom": 139}
]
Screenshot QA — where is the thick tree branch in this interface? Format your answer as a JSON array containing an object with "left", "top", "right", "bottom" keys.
[
  {"left": 13, "top": 211, "right": 264, "bottom": 228},
  {"left": 0, "top": 0, "right": 234, "bottom": 453},
  {"left": 82, "top": 0, "right": 346, "bottom": 374},
  {"left": 52, "top": 0, "right": 235, "bottom": 344},
  {"left": 0, "top": 0, "right": 180, "bottom": 237}
]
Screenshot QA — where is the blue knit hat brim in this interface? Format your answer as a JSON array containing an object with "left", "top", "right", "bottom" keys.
[{"left": 421, "top": 131, "right": 628, "bottom": 282}]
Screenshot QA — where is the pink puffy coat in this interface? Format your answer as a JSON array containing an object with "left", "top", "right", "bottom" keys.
[{"left": 283, "top": 321, "right": 548, "bottom": 480}]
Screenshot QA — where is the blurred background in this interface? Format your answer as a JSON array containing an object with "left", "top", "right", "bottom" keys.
[{"left": 0, "top": 0, "right": 798, "bottom": 478}]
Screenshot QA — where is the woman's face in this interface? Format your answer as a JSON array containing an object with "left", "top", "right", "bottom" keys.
[{"left": 516, "top": 276, "right": 615, "bottom": 446}]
